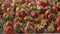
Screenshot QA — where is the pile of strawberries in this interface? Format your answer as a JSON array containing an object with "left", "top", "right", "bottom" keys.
[{"left": 0, "top": 0, "right": 60, "bottom": 34}]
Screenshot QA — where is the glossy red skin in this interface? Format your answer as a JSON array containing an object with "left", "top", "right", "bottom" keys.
[
  {"left": 52, "top": 5, "right": 57, "bottom": 13},
  {"left": 3, "top": 2, "right": 10, "bottom": 8},
  {"left": 45, "top": 6, "right": 50, "bottom": 10},
  {"left": 28, "top": 2, "right": 34, "bottom": 10},
  {"left": 19, "top": 0, "right": 26, "bottom": 4},
  {"left": 30, "top": 12, "right": 38, "bottom": 18},
  {"left": 28, "top": 2, "right": 34, "bottom": 7},
  {"left": 35, "top": 18, "right": 41, "bottom": 24},
  {"left": 6, "top": 21, "right": 12, "bottom": 27},
  {"left": 45, "top": 10, "right": 52, "bottom": 17},
  {"left": 24, "top": 26, "right": 29, "bottom": 34},
  {"left": 6, "top": 26, "right": 15, "bottom": 34},
  {"left": 21, "top": 11, "right": 28, "bottom": 17},
  {"left": 40, "top": 7, "right": 45, "bottom": 14},
  {"left": 36, "top": 1, "right": 48, "bottom": 7},
  {"left": 48, "top": 13, "right": 54, "bottom": 21},
  {"left": 28, "top": 22, "right": 35, "bottom": 28},
  {"left": 0, "top": 10, "right": 4, "bottom": 15},
  {"left": 15, "top": 12, "right": 22, "bottom": 17},
  {"left": 54, "top": 18, "right": 60, "bottom": 26},
  {"left": 14, "top": 17, "right": 20, "bottom": 24},
  {"left": 57, "top": 26, "right": 60, "bottom": 33}
]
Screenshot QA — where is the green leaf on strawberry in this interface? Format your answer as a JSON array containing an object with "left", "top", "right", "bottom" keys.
[
  {"left": 47, "top": 22, "right": 55, "bottom": 32},
  {"left": 24, "top": 16, "right": 33, "bottom": 22},
  {"left": 37, "top": 20, "right": 47, "bottom": 29},
  {"left": 29, "top": 26, "right": 34, "bottom": 33},
  {"left": 38, "top": 15, "right": 44, "bottom": 20},
  {"left": 5, "top": 14, "right": 13, "bottom": 21}
]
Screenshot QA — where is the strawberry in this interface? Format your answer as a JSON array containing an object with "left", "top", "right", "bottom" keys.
[
  {"left": 5, "top": 26, "right": 15, "bottom": 34},
  {"left": 56, "top": 26, "right": 60, "bottom": 33},
  {"left": 19, "top": 0, "right": 26, "bottom": 4},
  {"left": 52, "top": 5, "right": 57, "bottom": 13},
  {"left": 54, "top": 17, "right": 60, "bottom": 26},
  {"left": 21, "top": 10, "right": 28, "bottom": 17},
  {"left": 6, "top": 21, "right": 12, "bottom": 27},
  {"left": 14, "top": 17, "right": 20, "bottom": 24},
  {"left": 30, "top": 11, "right": 38, "bottom": 18},
  {"left": 35, "top": 18, "right": 41, "bottom": 24}
]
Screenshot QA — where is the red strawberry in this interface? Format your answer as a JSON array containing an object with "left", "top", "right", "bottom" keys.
[
  {"left": 24, "top": 26, "right": 29, "bottom": 34},
  {"left": 19, "top": 0, "right": 26, "bottom": 4},
  {"left": 6, "top": 21, "right": 12, "bottom": 27},
  {"left": 14, "top": 17, "right": 20, "bottom": 24},
  {"left": 35, "top": 18, "right": 41, "bottom": 24},
  {"left": 21, "top": 10, "right": 28, "bottom": 17},
  {"left": 28, "top": 2, "right": 34, "bottom": 7},
  {"left": 52, "top": 5, "right": 57, "bottom": 13},
  {"left": 48, "top": 13, "right": 55, "bottom": 20},
  {"left": 57, "top": 26, "right": 60, "bottom": 33},
  {"left": 40, "top": 6, "right": 45, "bottom": 14},
  {"left": 5, "top": 26, "right": 15, "bottom": 34},
  {"left": 2, "top": 2, "right": 10, "bottom": 8},
  {"left": 54, "top": 17, "right": 60, "bottom": 26},
  {"left": 36, "top": 1, "right": 48, "bottom": 7},
  {"left": 28, "top": 22, "right": 35, "bottom": 28},
  {"left": 30, "top": 11, "right": 38, "bottom": 18}
]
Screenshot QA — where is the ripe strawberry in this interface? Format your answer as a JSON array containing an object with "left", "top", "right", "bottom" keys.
[
  {"left": 52, "top": 5, "right": 57, "bottom": 13},
  {"left": 6, "top": 21, "right": 12, "bottom": 27},
  {"left": 57, "top": 26, "right": 60, "bottom": 33},
  {"left": 35, "top": 18, "right": 41, "bottom": 24},
  {"left": 2, "top": 2, "right": 10, "bottom": 8},
  {"left": 40, "top": 6, "right": 45, "bottom": 14},
  {"left": 19, "top": 0, "right": 26, "bottom": 4},
  {"left": 54, "top": 17, "right": 60, "bottom": 26},
  {"left": 14, "top": 17, "right": 20, "bottom": 24},
  {"left": 5, "top": 26, "right": 15, "bottom": 34},
  {"left": 36, "top": 1, "right": 48, "bottom": 7},
  {"left": 21, "top": 10, "right": 28, "bottom": 17},
  {"left": 30, "top": 11, "right": 38, "bottom": 18}
]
